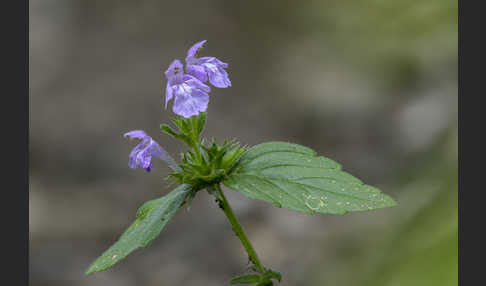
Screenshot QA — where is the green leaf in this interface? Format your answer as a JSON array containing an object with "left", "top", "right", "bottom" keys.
[
  {"left": 160, "top": 124, "right": 193, "bottom": 147},
  {"left": 230, "top": 274, "right": 261, "bottom": 284},
  {"left": 85, "top": 184, "right": 192, "bottom": 275},
  {"left": 223, "top": 142, "right": 396, "bottom": 215},
  {"left": 264, "top": 269, "right": 282, "bottom": 282},
  {"left": 194, "top": 111, "right": 207, "bottom": 138},
  {"left": 255, "top": 282, "right": 274, "bottom": 286}
]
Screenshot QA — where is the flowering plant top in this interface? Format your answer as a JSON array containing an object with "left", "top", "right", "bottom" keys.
[
  {"left": 164, "top": 40, "right": 230, "bottom": 118},
  {"left": 86, "top": 40, "right": 397, "bottom": 286}
]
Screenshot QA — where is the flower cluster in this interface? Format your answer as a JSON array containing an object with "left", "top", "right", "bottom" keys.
[
  {"left": 164, "top": 40, "right": 231, "bottom": 118},
  {"left": 124, "top": 40, "right": 230, "bottom": 172}
]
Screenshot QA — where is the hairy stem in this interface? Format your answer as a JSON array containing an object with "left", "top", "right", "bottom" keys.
[
  {"left": 192, "top": 142, "right": 203, "bottom": 163},
  {"left": 214, "top": 184, "right": 266, "bottom": 274}
]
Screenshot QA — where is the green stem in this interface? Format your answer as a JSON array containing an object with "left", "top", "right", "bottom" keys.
[
  {"left": 189, "top": 116, "right": 203, "bottom": 163},
  {"left": 214, "top": 184, "right": 266, "bottom": 274},
  {"left": 192, "top": 142, "right": 203, "bottom": 163}
]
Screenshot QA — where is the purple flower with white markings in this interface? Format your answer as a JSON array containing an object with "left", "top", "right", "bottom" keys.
[
  {"left": 124, "top": 130, "right": 179, "bottom": 172},
  {"left": 185, "top": 40, "right": 231, "bottom": 88},
  {"left": 165, "top": 59, "right": 211, "bottom": 118}
]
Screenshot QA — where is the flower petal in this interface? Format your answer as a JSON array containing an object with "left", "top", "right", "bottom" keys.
[
  {"left": 165, "top": 59, "right": 184, "bottom": 85},
  {"left": 197, "top": 57, "right": 231, "bottom": 88},
  {"left": 199, "top": 56, "right": 228, "bottom": 68},
  {"left": 209, "top": 65, "right": 231, "bottom": 88},
  {"left": 165, "top": 82, "right": 173, "bottom": 109},
  {"left": 187, "top": 40, "right": 207, "bottom": 58},
  {"left": 173, "top": 82, "right": 193, "bottom": 99},
  {"left": 173, "top": 85, "right": 209, "bottom": 118},
  {"left": 186, "top": 64, "right": 208, "bottom": 83},
  {"left": 137, "top": 143, "right": 153, "bottom": 170},
  {"left": 183, "top": 75, "right": 211, "bottom": 93},
  {"left": 125, "top": 131, "right": 180, "bottom": 171},
  {"left": 128, "top": 140, "right": 147, "bottom": 169},
  {"left": 204, "top": 65, "right": 231, "bottom": 88},
  {"left": 145, "top": 162, "right": 153, "bottom": 172},
  {"left": 124, "top": 130, "right": 148, "bottom": 140}
]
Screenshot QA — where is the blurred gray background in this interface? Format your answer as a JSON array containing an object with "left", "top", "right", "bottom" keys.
[{"left": 29, "top": 0, "right": 457, "bottom": 285}]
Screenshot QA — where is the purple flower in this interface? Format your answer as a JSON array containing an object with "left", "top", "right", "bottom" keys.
[
  {"left": 185, "top": 40, "right": 231, "bottom": 88},
  {"left": 165, "top": 59, "right": 211, "bottom": 118},
  {"left": 124, "top": 130, "right": 180, "bottom": 172}
]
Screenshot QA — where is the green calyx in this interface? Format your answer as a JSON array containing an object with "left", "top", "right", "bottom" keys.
[
  {"left": 161, "top": 113, "right": 247, "bottom": 191},
  {"left": 170, "top": 138, "right": 247, "bottom": 190}
]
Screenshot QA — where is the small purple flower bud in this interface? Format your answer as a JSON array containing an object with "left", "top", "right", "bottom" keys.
[
  {"left": 124, "top": 130, "right": 179, "bottom": 172},
  {"left": 185, "top": 40, "right": 231, "bottom": 88},
  {"left": 164, "top": 59, "right": 211, "bottom": 118}
]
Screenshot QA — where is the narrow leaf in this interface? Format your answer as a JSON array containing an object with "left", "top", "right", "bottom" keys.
[
  {"left": 230, "top": 274, "right": 261, "bottom": 284},
  {"left": 223, "top": 142, "right": 396, "bottom": 215},
  {"left": 264, "top": 269, "right": 282, "bottom": 282},
  {"left": 85, "top": 184, "right": 192, "bottom": 275}
]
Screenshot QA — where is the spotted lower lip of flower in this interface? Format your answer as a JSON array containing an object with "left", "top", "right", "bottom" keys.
[
  {"left": 185, "top": 40, "right": 232, "bottom": 88},
  {"left": 165, "top": 59, "right": 211, "bottom": 118},
  {"left": 124, "top": 130, "right": 180, "bottom": 172}
]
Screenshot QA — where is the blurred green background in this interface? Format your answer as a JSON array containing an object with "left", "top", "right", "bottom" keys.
[{"left": 29, "top": 0, "right": 457, "bottom": 285}]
